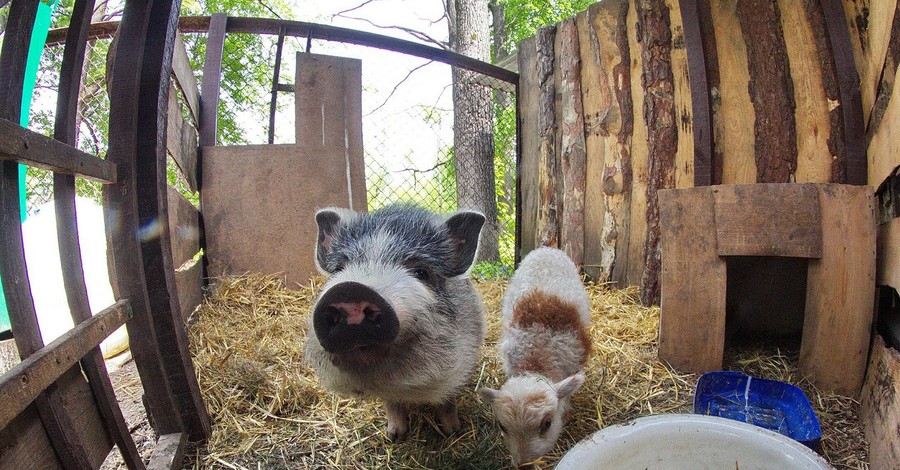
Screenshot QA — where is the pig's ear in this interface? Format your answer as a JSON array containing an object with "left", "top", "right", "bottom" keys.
[
  {"left": 315, "top": 208, "right": 354, "bottom": 273},
  {"left": 444, "top": 211, "right": 486, "bottom": 276},
  {"left": 555, "top": 372, "right": 585, "bottom": 399},
  {"left": 477, "top": 386, "right": 501, "bottom": 404}
]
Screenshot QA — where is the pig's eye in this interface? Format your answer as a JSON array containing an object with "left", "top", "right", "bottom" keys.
[
  {"left": 412, "top": 267, "right": 430, "bottom": 281},
  {"left": 539, "top": 417, "right": 552, "bottom": 435}
]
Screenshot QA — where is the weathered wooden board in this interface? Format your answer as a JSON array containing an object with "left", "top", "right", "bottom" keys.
[
  {"left": 844, "top": 0, "right": 898, "bottom": 125},
  {"left": 860, "top": 334, "right": 900, "bottom": 470},
  {"left": 0, "top": 405, "right": 63, "bottom": 469},
  {"left": 536, "top": 26, "right": 560, "bottom": 249},
  {"left": 175, "top": 261, "right": 203, "bottom": 321},
  {"left": 166, "top": 83, "right": 199, "bottom": 192},
  {"left": 868, "top": 55, "right": 900, "bottom": 187},
  {"left": 713, "top": 184, "right": 822, "bottom": 258},
  {"left": 801, "top": 184, "right": 876, "bottom": 394},
  {"left": 865, "top": 2, "right": 900, "bottom": 141},
  {"left": 877, "top": 217, "right": 900, "bottom": 289},
  {"left": 147, "top": 432, "right": 186, "bottom": 470},
  {"left": 517, "top": 36, "right": 540, "bottom": 259},
  {"left": 669, "top": 0, "right": 695, "bottom": 189},
  {"left": 780, "top": 0, "right": 833, "bottom": 183},
  {"left": 294, "top": 52, "right": 366, "bottom": 212},
  {"left": 166, "top": 185, "right": 200, "bottom": 268},
  {"left": 711, "top": 0, "right": 756, "bottom": 184},
  {"left": 658, "top": 187, "right": 727, "bottom": 373},
  {"left": 557, "top": 18, "right": 586, "bottom": 268},
  {"left": 202, "top": 144, "right": 366, "bottom": 286},
  {"left": 172, "top": 31, "right": 200, "bottom": 127},
  {"left": 625, "top": 0, "right": 648, "bottom": 288},
  {"left": 55, "top": 367, "right": 115, "bottom": 467}
]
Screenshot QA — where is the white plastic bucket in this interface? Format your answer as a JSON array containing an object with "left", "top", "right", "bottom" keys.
[{"left": 556, "top": 414, "right": 833, "bottom": 470}]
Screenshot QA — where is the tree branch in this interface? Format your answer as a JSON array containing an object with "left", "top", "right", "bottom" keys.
[
  {"left": 337, "top": 15, "right": 449, "bottom": 50},
  {"left": 365, "top": 60, "right": 433, "bottom": 117},
  {"left": 331, "top": 0, "right": 379, "bottom": 19}
]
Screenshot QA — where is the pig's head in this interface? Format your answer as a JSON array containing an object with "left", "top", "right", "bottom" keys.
[
  {"left": 478, "top": 373, "right": 585, "bottom": 467},
  {"left": 311, "top": 205, "right": 485, "bottom": 369}
]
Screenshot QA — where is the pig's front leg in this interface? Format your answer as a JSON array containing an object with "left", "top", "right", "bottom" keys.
[
  {"left": 385, "top": 401, "right": 409, "bottom": 442},
  {"left": 435, "top": 399, "right": 460, "bottom": 435}
]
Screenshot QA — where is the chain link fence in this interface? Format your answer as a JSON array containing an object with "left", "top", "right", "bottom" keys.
[{"left": 21, "top": 20, "right": 518, "bottom": 267}]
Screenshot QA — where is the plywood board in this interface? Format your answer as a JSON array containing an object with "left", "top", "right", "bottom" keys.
[
  {"left": 658, "top": 187, "right": 727, "bottom": 373},
  {"left": 802, "top": 184, "right": 877, "bottom": 394},
  {"left": 713, "top": 184, "right": 822, "bottom": 258},
  {"left": 202, "top": 144, "right": 365, "bottom": 286},
  {"left": 877, "top": 217, "right": 900, "bottom": 289},
  {"left": 860, "top": 334, "right": 900, "bottom": 470}
]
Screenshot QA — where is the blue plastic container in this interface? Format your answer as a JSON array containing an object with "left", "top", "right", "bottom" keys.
[{"left": 693, "top": 371, "right": 822, "bottom": 450}]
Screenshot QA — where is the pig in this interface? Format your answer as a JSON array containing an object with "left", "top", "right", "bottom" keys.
[
  {"left": 305, "top": 204, "right": 487, "bottom": 441},
  {"left": 478, "top": 246, "right": 591, "bottom": 467}
]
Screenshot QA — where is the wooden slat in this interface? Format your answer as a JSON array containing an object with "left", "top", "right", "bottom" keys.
[
  {"left": 199, "top": 14, "right": 227, "bottom": 147},
  {"left": 166, "top": 84, "right": 199, "bottom": 191},
  {"left": 868, "top": 54, "right": 900, "bottom": 187},
  {"left": 860, "top": 334, "right": 900, "bottom": 470},
  {"left": 268, "top": 26, "right": 286, "bottom": 145},
  {"left": 105, "top": 0, "right": 185, "bottom": 436},
  {"left": 625, "top": 0, "right": 649, "bottom": 288},
  {"left": 172, "top": 32, "right": 200, "bottom": 127},
  {"left": 820, "top": 0, "right": 866, "bottom": 185},
  {"left": 535, "top": 25, "right": 559, "bottom": 249},
  {"left": 0, "top": 301, "right": 132, "bottom": 430},
  {"left": 865, "top": 1, "right": 900, "bottom": 142},
  {"left": 52, "top": 0, "right": 146, "bottom": 465},
  {"left": 0, "top": 118, "right": 116, "bottom": 183},
  {"left": 0, "top": 405, "right": 63, "bottom": 469},
  {"left": 556, "top": 18, "right": 585, "bottom": 268},
  {"left": 679, "top": 0, "right": 713, "bottom": 186},
  {"left": 516, "top": 37, "right": 539, "bottom": 260},
  {"left": 175, "top": 262, "right": 203, "bottom": 322},
  {"left": 167, "top": 185, "right": 200, "bottom": 267},
  {"left": 147, "top": 433, "right": 186, "bottom": 470},
  {"left": 668, "top": 1, "right": 694, "bottom": 190},
  {"left": 713, "top": 184, "right": 823, "bottom": 258},
  {"left": 877, "top": 217, "right": 900, "bottom": 289},
  {"left": 658, "top": 187, "right": 727, "bottom": 373},
  {"left": 54, "top": 367, "right": 115, "bottom": 467},
  {"left": 801, "top": 184, "right": 876, "bottom": 394}
]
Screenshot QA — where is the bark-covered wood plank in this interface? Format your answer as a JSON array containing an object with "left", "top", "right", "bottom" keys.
[
  {"left": 711, "top": 0, "right": 756, "bottom": 184},
  {"left": 637, "top": 0, "right": 678, "bottom": 306},
  {"left": 53, "top": 0, "right": 146, "bottom": 465},
  {"left": 167, "top": 185, "right": 200, "bottom": 268},
  {"left": 0, "top": 118, "right": 116, "bottom": 183},
  {"left": 668, "top": 0, "right": 694, "bottom": 189},
  {"left": 172, "top": 31, "right": 200, "bottom": 127},
  {"left": 865, "top": 1, "right": 900, "bottom": 143},
  {"left": 820, "top": 0, "right": 866, "bottom": 185},
  {"left": 199, "top": 14, "right": 227, "bottom": 147},
  {"left": 517, "top": 37, "right": 540, "bottom": 260},
  {"left": 678, "top": 0, "right": 712, "bottom": 186},
  {"left": 536, "top": 25, "right": 560, "bottom": 249},
  {"left": 868, "top": 53, "right": 900, "bottom": 187},
  {"left": 577, "top": 0, "right": 632, "bottom": 283},
  {"left": 166, "top": 83, "right": 199, "bottom": 191},
  {"left": 556, "top": 18, "right": 585, "bottom": 268},
  {"left": 0, "top": 301, "right": 131, "bottom": 430},
  {"left": 860, "top": 334, "right": 900, "bottom": 470},
  {"left": 625, "top": 1, "right": 648, "bottom": 288},
  {"left": 712, "top": 184, "right": 822, "bottom": 258},
  {"left": 736, "top": 0, "right": 797, "bottom": 183},
  {"left": 802, "top": 184, "right": 876, "bottom": 394},
  {"left": 147, "top": 433, "right": 186, "bottom": 470}
]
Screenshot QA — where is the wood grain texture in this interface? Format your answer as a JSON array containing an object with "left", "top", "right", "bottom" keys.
[
  {"left": 147, "top": 433, "right": 186, "bottom": 470},
  {"left": 175, "top": 262, "right": 203, "bottom": 322},
  {"left": 637, "top": 0, "right": 678, "bottom": 306},
  {"left": 199, "top": 14, "right": 227, "bottom": 147},
  {"left": 172, "top": 31, "right": 200, "bottom": 127},
  {"left": 867, "top": 50, "right": 900, "bottom": 187},
  {"left": 679, "top": 0, "right": 713, "bottom": 186},
  {"left": 167, "top": 185, "right": 200, "bottom": 268},
  {"left": 668, "top": 1, "right": 694, "bottom": 190},
  {"left": 736, "top": 0, "right": 797, "bottom": 183},
  {"left": 877, "top": 217, "right": 900, "bottom": 289},
  {"left": 860, "top": 334, "right": 900, "bottom": 470},
  {"left": 517, "top": 37, "right": 540, "bottom": 259},
  {"left": 0, "top": 405, "right": 63, "bottom": 469},
  {"left": 712, "top": 184, "right": 822, "bottom": 258},
  {"left": 711, "top": 0, "right": 756, "bottom": 184},
  {"left": 626, "top": 0, "right": 649, "bottom": 288},
  {"left": 658, "top": 187, "right": 727, "bottom": 373},
  {"left": 166, "top": 83, "right": 199, "bottom": 191},
  {"left": 865, "top": 1, "right": 900, "bottom": 142},
  {"left": 801, "top": 184, "right": 876, "bottom": 394},
  {"left": 536, "top": 26, "right": 559, "bottom": 248},
  {"left": 557, "top": 18, "right": 586, "bottom": 268}
]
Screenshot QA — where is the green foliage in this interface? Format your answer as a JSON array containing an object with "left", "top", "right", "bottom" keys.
[
  {"left": 471, "top": 260, "right": 514, "bottom": 280},
  {"left": 499, "top": 0, "right": 595, "bottom": 50}
]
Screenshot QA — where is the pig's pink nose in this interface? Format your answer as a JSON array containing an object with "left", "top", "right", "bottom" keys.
[{"left": 329, "top": 301, "right": 382, "bottom": 325}]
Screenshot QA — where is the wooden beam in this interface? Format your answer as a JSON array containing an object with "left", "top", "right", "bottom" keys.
[
  {"left": 147, "top": 433, "right": 186, "bottom": 470},
  {"left": 0, "top": 301, "right": 132, "bottom": 431},
  {"left": 0, "top": 118, "right": 116, "bottom": 183},
  {"left": 199, "top": 14, "right": 227, "bottom": 148}
]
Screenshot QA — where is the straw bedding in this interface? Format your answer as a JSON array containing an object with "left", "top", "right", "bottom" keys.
[{"left": 186, "top": 273, "right": 867, "bottom": 469}]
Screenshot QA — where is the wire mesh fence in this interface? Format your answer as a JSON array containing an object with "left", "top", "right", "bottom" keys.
[{"left": 21, "top": 19, "right": 518, "bottom": 267}]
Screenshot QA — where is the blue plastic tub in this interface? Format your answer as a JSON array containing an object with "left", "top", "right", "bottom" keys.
[{"left": 693, "top": 371, "right": 822, "bottom": 450}]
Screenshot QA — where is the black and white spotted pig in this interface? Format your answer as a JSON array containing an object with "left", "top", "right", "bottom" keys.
[{"left": 305, "top": 204, "right": 486, "bottom": 441}]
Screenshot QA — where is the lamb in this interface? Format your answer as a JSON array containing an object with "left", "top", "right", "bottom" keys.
[{"left": 478, "top": 246, "right": 591, "bottom": 466}]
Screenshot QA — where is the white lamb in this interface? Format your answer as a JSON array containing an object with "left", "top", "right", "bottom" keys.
[{"left": 478, "top": 246, "right": 591, "bottom": 467}]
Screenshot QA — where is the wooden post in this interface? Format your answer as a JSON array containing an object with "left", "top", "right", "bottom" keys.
[
  {"left": 557, "top": 18, "right": 586, "bottom": 268},
  {"left": 199, "top": 13, "right": 226, "bottom": 148},
  {"left": 535, "top": 25, "right": 559, "bottom": 249}
]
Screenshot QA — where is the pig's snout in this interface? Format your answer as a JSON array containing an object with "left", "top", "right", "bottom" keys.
[{"left": 313, "top": 281, "right": 400, "bottom": 353}]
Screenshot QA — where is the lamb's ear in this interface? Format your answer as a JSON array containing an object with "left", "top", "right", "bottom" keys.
[
  {"left": 315, "top": 208, "right": 355, "bottom": 274},
  {"left": 555, "top": 373, "right": 585, "bottom": 399},
  {"left": 444, "top": 211, "right": 486, "bottom": 276},
  {"left": 477, "top": 387, "right": 501, "bottom": 405}
]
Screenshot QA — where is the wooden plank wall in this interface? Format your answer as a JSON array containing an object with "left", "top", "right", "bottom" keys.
[{"left": 518, "top": 0, "right": 870, "bottom": 303}]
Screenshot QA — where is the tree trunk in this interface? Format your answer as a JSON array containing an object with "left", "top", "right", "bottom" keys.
[{"left": 447, "top": 0, "right": 499, "bottom": 262}]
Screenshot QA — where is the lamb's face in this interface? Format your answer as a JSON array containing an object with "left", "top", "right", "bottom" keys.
[{"left": 478, "top": 373, "right": 585, "bottom": 467}]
